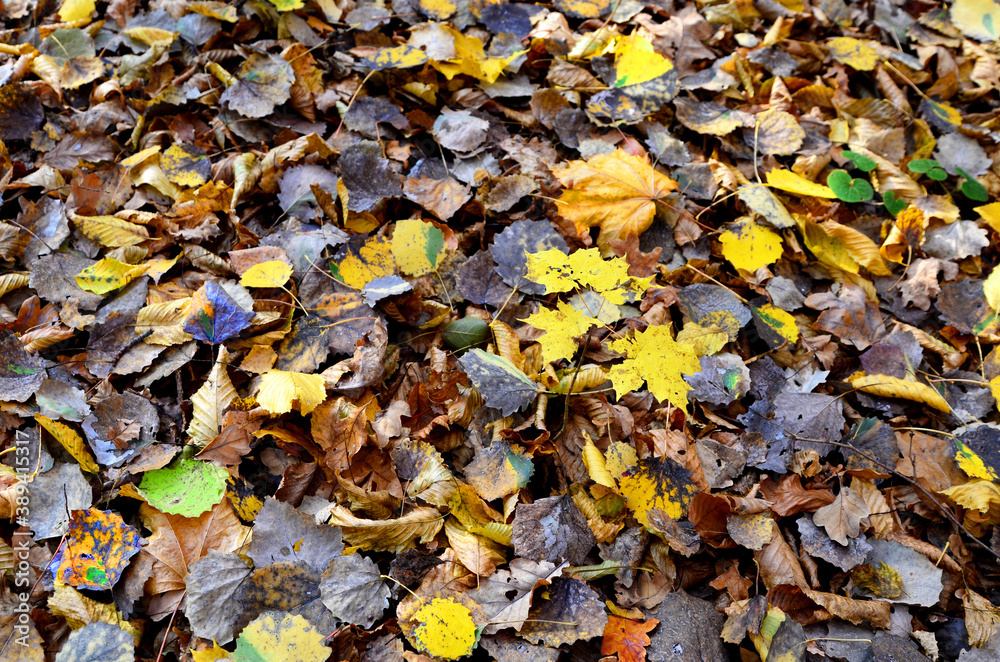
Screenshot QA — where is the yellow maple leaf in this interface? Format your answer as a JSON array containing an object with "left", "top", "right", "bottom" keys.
[
  {"left": 718, "top": 220, "right": 783, "bottom": 272},
  {"left": 553, "top": 149, "right": 677, "bottom": 253},
  {"left": 256, "top": 370, "right": 327, "bottom": 415},
  {"left": 525, "top": 248, "right": 653, "bottom": 304},
  {"left": 408, "top": 598, "right": 479, "bottom": 660},
  {"left": 522, "top": 301, "right": 601, "bottom": 365},
  {"left": 607, "top": 325, "right": 701, "bottom": 408}
]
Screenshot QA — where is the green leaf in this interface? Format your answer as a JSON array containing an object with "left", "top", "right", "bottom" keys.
[
  {"left": 138, "top": 458, "right": 229, "bottom": 517},
  {"left": 842, "top": 150, "right": 877, "bottom": 172},
  {"left": 957, "top": 167, "right": 989, "bottom": 202},
  {"left": 443, "top": 317, "right": 490, "bottom": 351},
  {"left": 827, "top": 169, "right": 874, "bottom": 203},
  {"left": 908, "top": 158, "right": 948, "bottom": 180},
  {"left": 883, "top": 191, "right": 907, "bottom": 216}
]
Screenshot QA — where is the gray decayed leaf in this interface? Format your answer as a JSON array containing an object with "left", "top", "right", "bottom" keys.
[
  {"left": 481, "top": 633, "right": 560, "bottom": 662},
  {"left": 685, "top": 353, "right": 751, "bottom": 405},
  {"left": 249, "top": 497, "right": 344, "bottom": 572},
  {"left": 0, "top": 330, "right": 45, "bottom": 402},
  {"left": 81, "top": 392, "right": 159, "bottom": 466},
  {"left": 220, "top": 52, "right": 294, "bottom": 119},
  {"left": 513, "top": 495, "right": 597, "bottom": 565},
  {"left": 54, "top": 622, "right": 134, "bottom": 662},
  {"left": 457, "top": 250, "right": 515, "bottom": 307},
  {"left": 519, "top": 577, "right": 608, "bottom": 647},
  {"left": 278, "top": 165, "right": 339, "bottom": 219},
  {"left": 319, "top": 552, "right": 390, "bottom": 628},
  {"left": 797, "top": 516, "right": 872, "bottom": 571},
  {"left": 647, "top": 591, "right": 727, "bottom": 662},
  {"left": 340, "top": 141, "right": 403, "bottom": 212},
  {"left": 854, "top": 539, "right": 943, "bottom": 607},
  {"left": 471, "top": 558, "right": 565, "bottom": 635},
  {"left": 459, "top": 349, "right": 538, "bottom": 416},
  {"left": 27, "top": 463, "right": 93, "bottom": 539},
  {"left": 184, "top": 550, "right": 252, "bottom": 644}
]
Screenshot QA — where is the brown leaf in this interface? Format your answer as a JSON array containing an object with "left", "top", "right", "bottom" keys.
[
  {"left": 812, "top": 486, "right": 870, "bottom": 545},
  {"left": 754, "top": 528, "right": 807, "bottom": 590}
]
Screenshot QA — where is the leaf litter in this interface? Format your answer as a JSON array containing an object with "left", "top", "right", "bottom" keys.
[{"left": 4, "top": 0, "right": 1000, "bottom": 660}]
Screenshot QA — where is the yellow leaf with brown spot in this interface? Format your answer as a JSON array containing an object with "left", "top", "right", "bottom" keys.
[
  {"left": 619, "top": 455, "right": 699, "bottom": 525},
  {"left": 75, "top": 259, "right": 149, "bottom": 295},
  {"left": 719, "top": 220, "right": 783, "bottom": 272},
  {"left": 337, "top": 235, "right": 395, "bottom": 289},
  {"left": 827, "top": 37, "right": 880, "bottom": 71},
  {"left": 407, "top": 597, "right": 479, "bottom": 660}
]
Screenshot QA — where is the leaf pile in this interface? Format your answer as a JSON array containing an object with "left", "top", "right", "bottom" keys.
[{"left": 6, "top": 0, "right": 1000, "bottom": 660}]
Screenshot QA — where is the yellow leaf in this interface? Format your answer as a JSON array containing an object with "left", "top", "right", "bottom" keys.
[
  {"left": 522, "top": 301, "right": 601, "bottom": 365},
  {"left": 72, "top": 215, "right": 150, "bottom": 247},
  {"left": 955, "top": 440, "right": 999, "bottom": 481},
  {"left": 59, "top": 0, "right": 95, "bottom": 22},
  {"left": 827, "top": 37, "right": 880, "bottom": 71},
  {"left": 35, "top": 414, "right": 98, "bottom": 473},
  {"left": 605, "top": 441, "right": 638, "bottom": 480},
  {"left": 0, "top": 273, "right": 30, "bottom": 298},
  {"left": 675, "top": 322, "right": 728, "bottom": 357},
  {"left": 338, "top": 235, "right": 395, "bottom": 289},
  {"left": 849, "top": 374, "right": 950, "bottom": 413},
  {"left": 963, "top": 589, "right": 1000, "bottom": 647},
  {"left": 524, "top": 248, "right": 653, "bottom": 304},
  {"left": 583, "top": 436, "right": 617, "bottom": 488},
  {"left": 555, "top": 0, "right": 612, "bottom": 18},
  {"left": 233, "top": 612, "right": 328, "bottom": 662},
  {"left": 796, "top": 214, "right": 860, "bottom": 274},
  {"left": 718, "top": 220, "right": 783, "bottom": 272},
  {"left": 753, "top": 303, "right": 799, "bottom": 343},
  {"left": 607, "top": 33, "right": 674, "bottom": 86},
  {"left": 941, "top": 479, "right": 1000, "bottom": 514},
  {"left": 951, "top": 0, "right": 1000, "bottom": 42},
  {"left": 607, "top": 325, "right": 701, "bottom": 409},
  {"left": 122, "top": 27, "right": 176, "bottom": 48},
  {"left": 75, "top": 259, "right": 149, "bottom": 295},
  {"left": 365, "top": 45, "right": 429, "bottom": 71},
  {"left": 418, "top": 0, "right": 456, "bottom": 19},
  {"left": 408, "top": 598, "right": 478, "bottom": 660},
  {"left": 737, "top": 184, "right": 795, "bottom": 228},
  {"left": 976, "top": 201, "right": 1000, "bottom": 233},
  {"left": 985, "top": 270, "right": 1000, "bottom": 313},
  {"left": 136, "top": 298, "right": 193, "bottom": 346},
  {"left": 191, "top": 642, "right": 229, "bottom": 662},
  {"left": 430, "top": 26, "right": 523, "bottom": 84},
  {"left": 619, "top": 455, "right": 699, "bottom": 525},
  {"left": 391, "top": 218, "right": 445, "bottom": 276},
  {"left": 188, "top": 347, "right": 238, "bottom": 445},
  {"left": 121, "top": 146, "right": 161, "bottom": 167},
  {"left": 324, "top": 503, "right": 444, "bottom": 552},
  {"left": 160, "top": 143, "right": 209, "bottom": 187},
  {"left": 240, "top": 261, "right": 293, "bottom": 288},
  {"left": 754, "top": 109, "right": 805, "bottom": 156},
  {"left": 256, "top": 370, "right": 326, "bottom": 415},
  {"left": 820, "top": 221, "right": 892, "bottom": 276},
  {"left": 766, "top": 169, "right": 838, "bottom": 199},
  {"left": 554, "top": 149, "right": 677, "bottom": 253}
]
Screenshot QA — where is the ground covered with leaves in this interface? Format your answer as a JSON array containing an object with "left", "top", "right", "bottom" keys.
[{"left": 7, "top": 0, "right": 1000, "bottom": 660}]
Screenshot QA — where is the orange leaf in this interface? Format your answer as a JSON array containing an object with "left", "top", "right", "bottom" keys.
[{"left": 600, "top": 615, "right": 660, "bottom": 662}]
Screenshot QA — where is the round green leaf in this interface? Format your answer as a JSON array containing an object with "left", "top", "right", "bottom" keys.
[
  {"left": 842, "top": 150, "right": 877, "bottom": 172},
  {"left": 883, "top": 191, "right": 907, "bottom": 216},
  {"left": 827, "top": 170, "right": 874, "bottom": 203},
  {"left": 443, "top": 317, "right": 490, "bottom": 350},
  {"left": 958, "top": 167, "right": 990, "bottom": 202},
  {"left": 138, "top": 458, "right": 228, "bottom": 517}
]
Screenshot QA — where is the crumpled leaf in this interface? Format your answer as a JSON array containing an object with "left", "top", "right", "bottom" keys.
[{"left": 221, "top": 52, "right": 294, "bottom": 119}]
